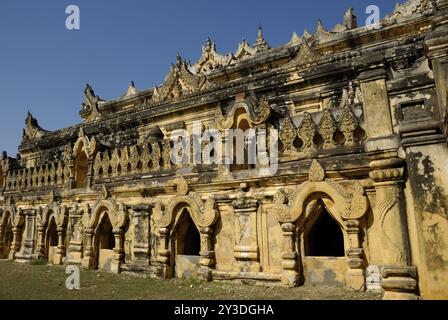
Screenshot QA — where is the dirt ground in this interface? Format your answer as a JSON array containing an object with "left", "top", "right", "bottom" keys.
[{"left": 0, "top": 260, "right": 381, "bottom": 300}]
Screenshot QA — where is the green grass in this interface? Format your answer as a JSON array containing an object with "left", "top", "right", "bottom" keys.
[
  {"left": 29, "top": 257, "right": 48, "bottom": 265},
  {"left": 0, "top": 261, "right": 382, "bottom": 300}
]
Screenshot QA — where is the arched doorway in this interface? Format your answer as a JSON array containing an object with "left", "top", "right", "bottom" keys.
[
  {"left": 96, "top": 213, "right": 115, "bottom": 271},
  {"left": 231, "top": 110, "right": 254, "bottom": 171},
  {"left": 305, "top": 207, "right": 344, "bottom": 257},
  {"left": 299, "top": 200, "right": 347, "bottom": 287},
  {"left": 45, "top": 217, "right": 58, "bottom": 264},
  {"left": 1, "top": 219, "right": 13, "bottom": 259},
  {"left": 172, "top": 208, "right": 201, "bottom": 278},
  {"left": 75, "top": 147, "right": 88, "bottom": 188}
]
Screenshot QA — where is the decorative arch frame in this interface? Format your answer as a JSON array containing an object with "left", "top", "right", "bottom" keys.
[
  {"left": 155, "top": 193, "right": 218, "bottom": 229},
  {"left": 81, "top": 198, "right": 128, "bottom": 273},
  {"left": 153, "top": 192, "right": 219, "bottom": 280},
  {"left": 0, "top": 201, "right": 25, "bottom": 260},
  {"left": 35, "top": 202, "right": 69, "bottom": 263},
  {"left": 214, "top": 96, "right": 271, "bottom": 131},
  {"left": 273, "top": 160, "right": 370, "bottom": 289}
]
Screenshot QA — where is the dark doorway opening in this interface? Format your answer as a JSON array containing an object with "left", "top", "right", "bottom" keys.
[
  {"left": 99, "top": 215, "right": 115, "bottom": 250},
  {"left": 75, "top": 150, "right": 88, "bottom": 188},
  {"left": 305, "top": 207, "right": 344, "bottom": 257},
  {"left": 47, "top": 219, "right": 58, "bottom": 247},
  {"left": 177, "top": 211, "right": 200, "bottom": 256}
]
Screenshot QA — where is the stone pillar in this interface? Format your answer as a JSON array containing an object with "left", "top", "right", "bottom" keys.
[
  {"left": 67, "top": 160, "right": 75, "bottom": 189},
  {"left": 280, "top": 222, "right": 299, "bottom": 286},
  {"left": 345, "top": 219, "right": 365, "bottom": 291},
  {"left": 111, "top": 227, "right": 124, "bottom": 274},
  {"left": 232, "top": 197, "right": 260, "bottom": 272},
  {"left": 34, "top": 225, "right": 46, "bottom": 259},
  {"left": 15, "top": 210, "right": 36, "bottom": 263},
  {"left": 81, "top": 227, "right": 95, "bottom": 269},
  {"left": 86, "top": 158, "right": 94, "bottom": 188},
  {"left": 66, "top": 211, "right": 83, "bottom": 264},
  {"left": 132, "top": 204, "right": 151, "bottom": 266},
  {"left": 198, "top": 226, "right": 215, "bottom": 282},
  {"left": 54, "top": 226, "right": 65, "bottom": 265},
  {"left": 9, "top": 227, "right": 21, "bottom": 260},
  {"left": 156, "top": 227, "right": 171, "bottom": 278},
  {"left": 370, "top": 158, "right": 417, "bottom": 299}
]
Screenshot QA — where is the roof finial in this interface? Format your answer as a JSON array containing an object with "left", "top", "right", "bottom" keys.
[{"left": 253, "top": 24, "right": 269, "bottom": 52}]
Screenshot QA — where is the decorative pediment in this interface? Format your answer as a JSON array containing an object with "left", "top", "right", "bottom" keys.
[
  {"left": 235, "top": 39, "right": 256, "bottom": 60},
  {"left": 384, "top": 0, "right": 436, "bottom": 22},
  {"left": 309, "top": 160, "right": 325, "bottom": 182},
  {"left": 286, "top": 32, "right": 302, "bottom": 47},
  {"left": 82, "top": 197, "right": 128, "bottom": 229},
  {"left": 192, "top": 38, "right": 234, "bottom": 74},
  {"left": 151, "top": 54, "right": 208, "bottom": 104},
  {"left": 80, "top": 84, "right": 106, "bottom": 123},
  {"left": 253, "top": 27, "right": 270, "bottom": 52},
  {"left": 283, "top": 40, "right": 321, "bottom": 69},
  {"left": 153, "top": 192, "right": 219, "bottom": 229},
  {"left": 73, "top": 129, "right": 99, "bottom": 159},
  {"left": 120, "top": 81, "right": 138, "bottom": 98},
  {"left": 1, "top": 198, "right": 25, "bottom": 228},
  {"left": 214, "top": 93, "right": 271, "bottom": 130},
  {"left": 22, "top": 112, "right": 49, "bottom": 141},
  {"left": 37, "top": 200, "right": 69, "bottom": 228}
]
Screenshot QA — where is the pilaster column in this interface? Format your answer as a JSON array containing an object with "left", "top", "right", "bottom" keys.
[
  {"left": 156, "top": 227, "right": 171, "bottom": 278},
  {"left": 280, "top": 222, "right": 299, "bottom": 286},
  {"left": 111, "top": 227, "right": 124, "bottom": 274},
  {"left": 345, "top": 219, "right": 365, "bottom": 291},
  {"left": 81, "top": 227, "right": 95, "bottom": 269},
  {"left": 232, "top": 197, "right": 260, "bottom": 272},
  {"left": 86, "top": 158, "right": 94, "bottom": 188},
  {"left": 131, "top": 204, "right": 151, "bottom": 266},
  {"left": 66, "top": 211, "right": 83, "bottom": 264},
  {"left": 34, "top": 226, "right": 46, "bottom": 258},
  {"left": 67, "top": 160, "right": 75, "bottom": 189},
  {"left": 9, "top": 227, "right": 21, "bottom": 260},
  {"left": 199, "top": 226, "right": 215, "bottom": 282},
  {"left": 15, "top": 209, "right": 36, "bottom": 262},
  {"left": 55, "top": 226, "right": 65, "bottom": 265},
  {"left": 370, "top": 157, "right": 417, "bottom": 299}
]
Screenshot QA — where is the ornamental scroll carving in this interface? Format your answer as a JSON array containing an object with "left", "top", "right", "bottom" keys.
[
  {"left": 153, "top": 193, "right": 219, "bottom": 229},
  {"left": 272, "top": 160, "right": 369, "bottom": 224},
  {"left": 82, "top": 197, "right": 128, "bottom": 229},
  {"left": 214, "top": 94, "right": 271, "bottom": 131}
]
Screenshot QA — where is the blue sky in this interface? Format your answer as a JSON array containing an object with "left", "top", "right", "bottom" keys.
[{"left": 0, "top": 0, "right": 399, "bottom": 156}]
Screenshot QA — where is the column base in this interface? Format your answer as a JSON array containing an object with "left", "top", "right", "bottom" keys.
[
  {"left": 281, "top": 270, "right": 299, "bottom": 287},
  {"left": 111, "top": 260, "right": 122, "bottom": 274},
  {"left": 199, "top": 267, "right": 213, "bottom": 282},
  {"left": 81, "top": 256, "right": 96, "bottom": 269},
  {"left": 346, "top": 269, "right": 365, "bottom": 291},
  {"left": 380, "top": 265, "right": 419, "bottom": 300}
]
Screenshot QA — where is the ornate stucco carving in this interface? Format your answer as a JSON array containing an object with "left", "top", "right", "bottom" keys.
[
  {"left": 153, "top": 192, "right": 219, "bottom": 229},
  {"left": 214, "top": 94, "right": 271, "bottom": 130},
  {"left": 273, "top": 161, "right": 369, "bottom": 224},
  {"left": 151, "top": 54, "right": 208, "bottom": 104},
  {"left": 22, "top": 112, "right": 49, "bottom": 141},
  {"left": 80, "top": 84, "right": 106, "bottom": 123}
]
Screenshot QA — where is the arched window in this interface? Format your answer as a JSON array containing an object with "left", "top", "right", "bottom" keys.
[
  {"left": 1, "top": 220, "right": 13, "bottom": 259},
  {"left": 47, "top": 218, "right": 58, "bottom": 247},
  {"left": 176, "top": 209, "right": 200, "bottom": 256},
  {"left": 99, "top": 215, "right": 115, "bottom": 250},
  {"left": 305, "top": 205, "right": 344, "bottom": 257},
  {"left": 75, "top": 147, "right": 88, "bottom": 188}
]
